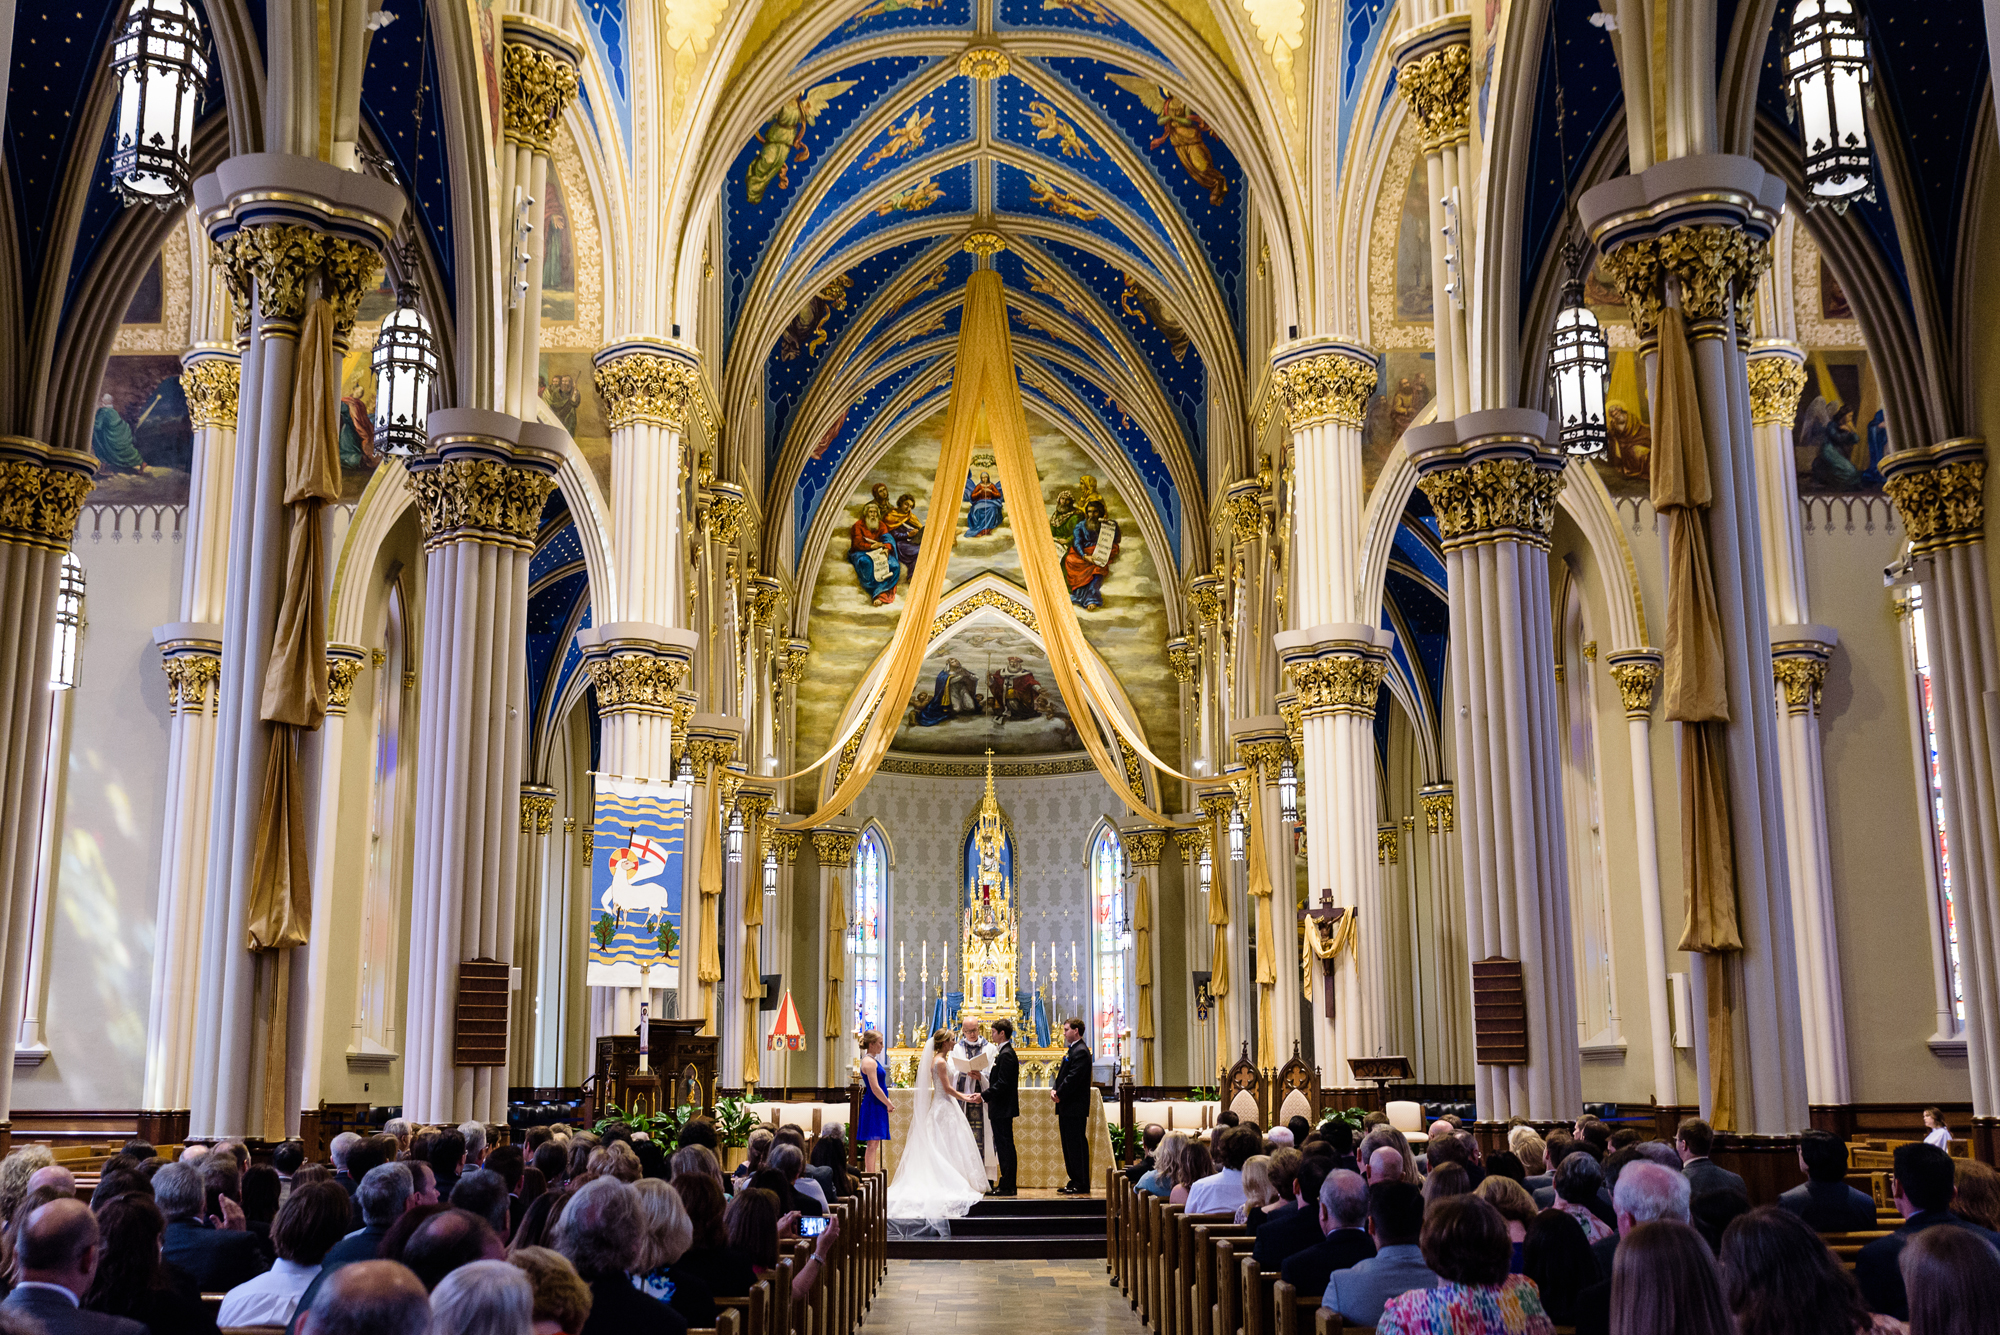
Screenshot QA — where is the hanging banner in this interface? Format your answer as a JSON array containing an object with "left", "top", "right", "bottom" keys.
[
  {"left": 768, "top": 989, "right": 808, "bottom": 1052},
  {"left": 587, "top": 776, "right": 690, "bottom": 988}
]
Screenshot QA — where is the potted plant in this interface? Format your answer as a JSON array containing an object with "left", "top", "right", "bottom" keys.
[{"left": 714, "top": 1096, "right": 759, "bottom": 1171}]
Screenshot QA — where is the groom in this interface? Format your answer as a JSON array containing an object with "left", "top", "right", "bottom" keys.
[
  {"left": 1051, "top": 1017, "right": 1093, "bottom": 1195},
  {"left": 982, "top": 1019, "right": 1020, "bottom": 1196}
]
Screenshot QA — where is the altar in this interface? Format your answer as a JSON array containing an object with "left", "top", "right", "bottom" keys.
[{"left": 876, "top": 1085, "right": 1114, "bottom": 1190}]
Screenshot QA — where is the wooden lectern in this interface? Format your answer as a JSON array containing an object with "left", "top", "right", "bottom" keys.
[
  {"left": 593, "top": 1019, "right": 718, "bottom": 1121},
  {"left": 1346, "top": 1055, "right": 1414, "bottom": 1111}
]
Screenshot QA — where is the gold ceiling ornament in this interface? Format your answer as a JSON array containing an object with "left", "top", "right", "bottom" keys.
[
  {"left": 1285, "top": 653, "right": 1387, "bottom": 718},
  {"left": 1772, "top": 655, "right": 1829, "bottom": 716},
  {"left": 1125, "top": 828, "right": 1169, "bottom": 867},
  {"left": 1418, "top": 786, "right": 1454, "bottom": 835},
  {"left": 0, "top": 448, "right": 95, "bottom": 552},
  {"left": 1377, "top": 825, "right": 1400, "bottom": 865},
  {"left": 406, "top": 457, "right": 558, "bottom": 551},
  {"left": 1398, "top": 43, "right": 1473, "bottom": 149},
  {"left": 958, "top": 47, "right": 1010, "bottom": 79},
  {"left": 180, "top": 356, "right": 240, "bottom": 430},
  {"left": 162, "top": 652, "right": 221, "bottom": 714},
  {"left": 501, "top": 40, "right": 580, "bottom": 152},
  {"left": 1608, "top": 659, "right": 1661, "bottom": 717},
  {"left": 1272, "top": 349, "right": 1377, "bottom": 430},
  {"left": 324, "top": 656, "right": 365, "bottom": 714},
  {"left": 1415, "top": 457, "right": 1566, "bottom": 550},
  {"left": 320, "top": 237, "right": 385, "bottom": 341},
  {"left": 930, "top": 586, "right": 1037, "bottom": 638},
  {"left": 1883, "top": 452, "right": 1986, "bottom": 554},
  {"left": 1746, "top": 353, "right": 1807, "bottom": 427},
  {"left": 582, "top": 653, "right": 689, "bottom": 715},
  {"left": 520, "top": 787, "right": 558, "bottom": 836},
  {"left": 592, "top": 351, "right": 712, "bottom": 432},
  {"left": 962, "top": 230, "right": 1007, "bottom": 257},
  {"left": 811, "top": 829, "right": 859, "bottom": 866}
]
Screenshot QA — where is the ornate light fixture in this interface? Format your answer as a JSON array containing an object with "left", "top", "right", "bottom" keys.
[
  {"left": 371, "top": 245, "right": 439, "bottom": 457},
  {"left": 1227, "top": 804, "right": 1246, "bottom": 862},
  {"left": 1548, "top": 240, "right": 1611, "bottom": 458},
  {"left": 109, "top": 0, "right": 209, "bottom": 208},
  {"left": 1785, "top": 0, "right": 1874, "bottom": 212},
  {"left": 1197, "top": 843, "right": 1212, "bottom": 895},
  {"left": 50, "top": 554, "right": 84, "bottom": 689},
  {"left": 762, "top": 843, "right": 778, "bottom": 900},
  {"left": 1278, "top": 755, "right": 1299, "bottom": 824},
  {"left": 726, "top": 805, "right": 744, "bottom": 864},
  {"left": 675, "top": 750, "right": 695, "bottom": 784}
]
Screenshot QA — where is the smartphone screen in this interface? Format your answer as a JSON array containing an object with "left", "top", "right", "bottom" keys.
[{"left": 798, "top": 1215, "right": 829, "bottom": 1237}]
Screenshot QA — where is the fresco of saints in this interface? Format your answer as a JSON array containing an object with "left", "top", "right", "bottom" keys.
[
  {"left": 1799, "top": 398, "right": 1864, "bottom": 491},
  {"left": 1047, "top": 489, "right": 1078, "bottom": 542},
  {"left": 1605, "top": 402, "right": 1652, "bottom": 481},
  {"left": 988, "top": 655, "right": 1042, "bottom": 721},
  {"left": 745, "top": 81, "right": 858, "bottom": 205},
  {"left": 849, "top": 501, "right": 902, "bottom": 605},
  {"left": 1105, "top": 74, "right": 1228, "bottom": 206},
  {"left": 917, "top": 656, "right": 979, "bottom": 726},
  {"left": 91, "top": 393, "right": 146, "bottom": 474},
  {"left": 541, "top": 373, "right": 582, "bottom": 437},
  {"left": 1062, "top": 498, "right": 1120, "bottom": 609},
  {"left": 884, "top": 491, "right": 925, "bottom": 569},
  {"left": 963, "top": 471, "right": 1004, "bottom": 537}
]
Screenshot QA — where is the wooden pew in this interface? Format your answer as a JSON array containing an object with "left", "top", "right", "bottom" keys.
[
  {"left": 1271, "top": 1280, "right": 1323, "bottom": 1335},
  {"left": 1172, "top": 1211, "right": 1234, "bottom": 1335},
  {"left": 1213, "top": 1237, "right": 1247, "bottom": 1335},
  {"left": 1823, "top": 1228, "right": 1894, "bottom": 1269},
  {"left": 1240, "top": 1254, "right": 1279, "bottom": 1335},
  {"left": 1195, "top": 1222, "right": 1250, "bottom": 1335},
  {"left": 1148, "top": 1199, "right": 1184, "bottom": 1331},
  {"left": 686, "top": 1312, "right": 741, "bottom": 1335}
]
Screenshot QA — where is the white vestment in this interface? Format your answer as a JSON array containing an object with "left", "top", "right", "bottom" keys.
[{"left": 948, "top": 1038, "right": 1000, "bottom": 1176}]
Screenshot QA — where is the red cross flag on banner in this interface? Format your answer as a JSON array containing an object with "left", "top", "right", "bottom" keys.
[{"left": 767, "top": 989, "right": 807, "bottom": 1052}]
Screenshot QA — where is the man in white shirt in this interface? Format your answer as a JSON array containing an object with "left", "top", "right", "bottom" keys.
[
  {"left": 217, "top": 1180, "right": 354, "bottom": 1328},
  {"left": 1185, "top": 1126, "right": 1259, "bottom": 1216},
  {"left": 0, "top": 1198, "right": 145, "bottom": 1335}
]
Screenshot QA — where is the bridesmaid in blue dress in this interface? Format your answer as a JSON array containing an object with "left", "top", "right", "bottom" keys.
[{"left": 859, "top": 1030, "right": 893, "bottom": 1174}]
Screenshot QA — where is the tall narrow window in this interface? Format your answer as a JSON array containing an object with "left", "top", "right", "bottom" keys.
[
  {"left": 1091, "top": 825, "right": 1125, "bottom": 1059},
  {"left": 852, "top": 827, "right": 887, "bottom": 1035},
  {"left": 1905, "top": 588, "right": 1964, "bottom": 1028}
]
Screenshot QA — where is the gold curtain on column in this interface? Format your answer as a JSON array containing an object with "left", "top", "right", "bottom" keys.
[
  {"left": 1653, "top": 304, "right": 1742, "bottom": 1129},
  {"left": 825, "top": 875, "right": 847, "bottom": 1040},
  {"left": 1206, "top": 828, "right": 1230, "bottom": 1071},
  {"left": 1245, "top": 780, "right": 1277, "bottom": 1070},
  {"left": 698, "top": 761, "right": 725, "bottom": 1033},
  {"left": 1133, "top": 872, "right": 1153, "bottom": 1083}
]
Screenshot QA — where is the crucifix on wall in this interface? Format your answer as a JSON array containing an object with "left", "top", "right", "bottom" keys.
[{"left": 1299, "top": 890, "right": 1352, "bottom": 1021}]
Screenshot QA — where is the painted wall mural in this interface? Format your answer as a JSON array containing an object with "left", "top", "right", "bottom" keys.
[
  {"left": 1360, "top": 347, "right": 1436, "bottom": 494},
  {"left": 538, "top": 350, "right": 613, "bottom": 493},
  {"left": 793, "top": 407, "right": 1175, "bottom": 765},
  {"left": 88, "top": 355, "right": 191, "bottom": 504}
]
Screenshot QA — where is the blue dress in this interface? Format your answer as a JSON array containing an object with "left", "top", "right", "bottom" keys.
[{"left": 859, "top": 1058, "right": 892, "bottom": 1142}]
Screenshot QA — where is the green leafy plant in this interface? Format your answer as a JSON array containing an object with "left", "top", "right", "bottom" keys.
[
  {"left": 1317, "top": 1106, "right": 1371, "bottom": 1131},
  {"left": 713, "top": 1096, "right": 760, "bottom": 1148},
  {"left": 1107, "top": 1122, "right": 1129, "bottom": 1161},
  {"left": 1186, "top": 1086, "right": 1216, "bottom": 1102}
]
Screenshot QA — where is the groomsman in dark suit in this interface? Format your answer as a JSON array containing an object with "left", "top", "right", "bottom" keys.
[
  {"left": 1051, "top": 1018, "right": 1094, "bottom": 1195},
  {"left": 983, "top": 1019, "right": 1021, "bottom": 1196}
]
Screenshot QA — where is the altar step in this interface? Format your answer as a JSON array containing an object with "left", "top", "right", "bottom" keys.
[{"left": 887, "top": 1196, "right": 1107, "bottom": 1260}]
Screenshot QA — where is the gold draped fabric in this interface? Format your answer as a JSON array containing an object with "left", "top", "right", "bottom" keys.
[
  {"left": 1245, "top": 780, "right": 1276, "bottom": 1069},
  {"left": 698, "top": 761, "right": 724, "bottom": 1034},
  {"left": 1301, "top": 909, "right": 1357, "bottom": 1003},
  {"left": 826, "top": 874, "right": 848, "bottom": 1040},
  {"left": 1653, "top": 304, "right": 1742, "bottom": 1129},
  {"left": 1206, "top": 816, "right": 1230, "bottom": 1065},
  {"left": 1134, "top": 872, "right": 1153, "bottom": 1082}
]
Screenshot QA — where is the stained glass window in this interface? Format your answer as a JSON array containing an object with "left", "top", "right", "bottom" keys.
[
  {"left": 853, "top": 827, "right": 886, "bottom": 1034},
  {"left": 1091, "top": 825, "right": 1125, "bottom": 1059},
  {"left": 1908, "top": 591, "right": 1964, "bottom": 1025}
]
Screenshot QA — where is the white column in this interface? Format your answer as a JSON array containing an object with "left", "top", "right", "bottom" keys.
[
  {"left": 1605, "top": 651, "right": 1677, "bottom": 1110},
  {"left": 1409, "top": 411, "right": 1581, "bottom": 1121},
  {"left": 497, "top": 18, "right": 580, "bottom": 419},
  {"left": 296, "top": 644, "right": 367, "bottom": 1112},
  {"left": 1392, "top": 22, "right": 1474, "bottom": 422},
  {"left": 1231, "top": 724, "right": 1299, "bottom": 1070},
  {"left": 401, "top": 414, "right": 561, "bottom": 1125},
  {"left": 0, "top": 440, "right": 95, "bottom": 1146},
  {"left": 1417, "top": 784, "right": 1469, "bottom": 1080},
  {"left": 812, "top": 829, "right": 858, "bottom": 1086},
  {"left": 1175, "top": 827, "right": 1215, "bottom": 1082}
]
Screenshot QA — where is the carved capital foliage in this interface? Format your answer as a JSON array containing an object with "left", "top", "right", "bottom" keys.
[
  {"left": 520, "top": 790, "right": 557, "bottom": 836},
  {"left": 1125, "top": 829, "right": 1168, "bottom": 867},
  {"left": 213, "top": 225, "right": 382, "bottom": 337},
  {"left": 1399, "top": 43, "right": 1472, "bottom": 148},
  {"left": 585, "top": 653, "right": 690, "bottom": 715},
  {"left": 1272, "top": 350, "right": 1377, "bottom": 430},
  {"left": 1276, "top": 693, "right": 1303, "bottom": 758},
  {"left": 705, "top": 490, "right": 751, "bottom": 547},
  {"left": 325, "top": 656, "right": 365, "bottom": 713},
  {"left": 1772, "top": 655, "right": 1828, "bottom": 715},
  {"left": 1223, "top": 483, "right": 1266, "bottom": 544},
  {"left": 1746, "top": 356, "right": 1807, "bottom": 428},
  {"left": 775, "top": 644, "right": 810, "bottom": 685},
  {"left": 686, "top": 736, "right": 740, "bottom": 773},
  {"left": 1187, "top": 577, "right": 1225, "bottom": 623},
  {"left": 162, "top": 653, "right": 221, "bottom": 713},
  {"left": 773, "top": 829, "right": 805, "bottom": 864},
  {"left": 1419, "top": 787, "right": 1455, "bottom": 835},
  {"left": 321, "top": 238, "right": 386, "bottom": 339},
  {"left": 181, "top": 358, "right": 241, "bottom": 430},
  {"left": 592, "top": 352, "right": 710, "bottom": 432},
  {"left": 1174, "top": 825, "right": 1209, "bottom": 860},
  {"left": 812, "top": 830, "right": 859, "bottom": 866},
  {"left": 1609, "top": 660, "right": 1661, "bottom": 716},
  {"left": 0, "top": 456, "right": 93, "bottom": 551},
  {"left": 1415, "top": 458, "right": 1566, "bottom": 549},
  {"left": 1885, "top": 459, "right": 1986, "bottom": 553},
  {"left": 1235, "top": 739, "right": 1290, "bottom": 780},
  {"left": 406, "top": 458, "right": 557, "bottom": 550},
  {"left": 1286, "top": 654, "right": 1387, "bottom": 718},
  {"left": 1197, "top": 788, "right": 1236, "bottom": 826},
  {"left": 1165, "top": 638, "right": 1198, "bottom": 684},
  {"left": 1596, "top": 238, "right": 1666, "bottom": 335},
  {"left": 501, "top": 40, "right": 580, "bottom": 151},
  {"left": 1656, "top": 224, "right": 1768, "bottom": 322},
  {"left": 1377, "top": 826, "right": 1400, "bottom": 865},
  {"left": 747, "top": 576, "right": 783, "bottom": 626}
]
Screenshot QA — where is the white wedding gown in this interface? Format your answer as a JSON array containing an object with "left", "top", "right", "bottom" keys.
[{"left": 885, "top": 1053, "right": 990, "bottom": 1236}]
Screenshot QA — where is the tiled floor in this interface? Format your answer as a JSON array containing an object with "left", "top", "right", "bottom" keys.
[{"left": 865, "top": 1258, "right": 1137, "bottom": 1333}]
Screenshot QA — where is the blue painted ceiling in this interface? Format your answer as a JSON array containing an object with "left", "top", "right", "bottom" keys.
[{"left": 527, "top": 488, "right": 595, "bottom": 756}]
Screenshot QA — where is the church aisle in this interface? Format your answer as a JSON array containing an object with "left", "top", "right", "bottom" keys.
[{"left": 865, "top": 1258, "right": 1141, "bottom": 1334}]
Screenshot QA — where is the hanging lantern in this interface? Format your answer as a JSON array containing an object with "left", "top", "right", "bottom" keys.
[
  {"left": 674, "top": 750, "right": 695, "bottom": 784},
  {"left": 371, "top": 252, "right": 439, "bottom": 457},
  {"left": 1548, "top": 245, "right": 1610, "bottom": 459},
  {"left": 762, "top": 846, "right": 779, "bottom": 900},
  {"left": 726, "top": 806, "right": 744, "bottom": 864},
  {"left": 1197, "top": 845, "right": 1212, "bottom": 895},
  {"left": 109, "top": 0, "right": 209, "bottom": 208},
  {"left": 1278, "top": 755, "right": 1299, "bottom": 825},
  {"left": 1227, "top": 804, "right": 1245, "bottom": 862},
  {"left": 1784, "top": 0, "right": 1874, "bottom": 211}
]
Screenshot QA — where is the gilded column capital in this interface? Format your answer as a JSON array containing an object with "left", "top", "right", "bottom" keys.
[
  {"left": 583, "top": 654, "right": 690, "bottom": 717},
  {"left": 704, "top": 481, "right": 751, "bottom": 547},
  {"left": 747, "top": 575, "right": 784, "bottom": 626},
  {"left": 1378, "top": 825, "right": 1400, "bottom": 865},
  {"left": 1595, "top": 238, "right": 1667, "bottom": 335},
  {"left": 1270, "top": 340, "right": 1378, "bottom": 430},
  {"left": 180, "top": 347, "right": 241, "bottom": 430},
  {"left": 1656, "top": 223, "right": 1768, "bottom": 323},
  {"left": 776, "top": 639, "right": 811, "bottom": 687},
  {"left": 1745, "top": 343, "right": 1807, "bottom": 427},
  {"left": 0, "top": 437, "right": 96, "bottom": 552},
  {"left": 1283, "top": 653, "right": 1387, "bottom": 718},
  {"left": 686, "top": 735, "right": 741, "bottom": 774},
  {"left": 812, "top": 828, "right": 859, "bottom": 867},
  {"left": 1165, "top": 636, "right": 1198, "bottom": 684},
  {"left": 520, "top": 784, "right": 558, "bottom": 836},
  {"left": 1173, "top": 825, "right": 1210, "bottom": 864},
  {"left": 1883, "top": 439, "right": 1987, "bottom": 555},
  {"left": 1235, "top": 739, "right": 1291, "bottom": 780},
  {"left": 161, "top": 653, "right": 221, "bottom": 714},
  {"left": 1771, "top": 655, "right": 1829, "bottom": 716},
  {"left": 591, "top": 341, "right": 712, "bottom": 432},
  {"left": 1275, "top": 691, "right": 1303, "bottom": 759},
  {"left": 406, "top": 455, "right": 558, "bottom": 551},
  {"left": 1415, "top": 456, "right": 1566, "bottom": 550},
  {"left": 320, "top": 237, "right": 386, "bottom": 341},
  {"left": 500, "top": 38, "right": 581, "bottom": 153},
  {"left": 1124, "top": 827, "right": 1169, "bottom": 867},
  {"left": 1418, "top": 784, "right": 1455, "bottom": 835},
  {"left": 224, "top": 223, "right": 324, "bottom": 326},
  {"left": 1604, "top": 648, "right": 1663, "bottom": 719},
  {"left": 773, "top": 829, "right": 805, "bottom": 865},
  {"left": 324, "top": 653, "right": 366, "bottom": 715},
  {"left": 1398, "top": 42, "right": 1473, "bottom": 149},
  {"left": 1197, "top": 787, "right": 1236, "bottom": 827},
  {"left": 1187, "top": 574, "right": 1225, "bottom": 623}
]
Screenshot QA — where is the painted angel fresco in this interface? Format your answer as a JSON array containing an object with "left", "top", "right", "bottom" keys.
[
  {"left": 1045, "top": 0, "right": 1117, "bottom": 22},
  {"left": 745, "top": 80, "right": 858, "bottom": 204},
  {"left": 864, "top": 108, "right": 934, "bottom": 170},
  {"left": 1028, "top": 173, "right": 1100, "bottom": 221},
  {"left": 1104, "top": 73, "right": 1228, "bottom": 206},
  {"left": 873, "top": 176, "right": 944, "bottom": 215},
  {"left": 842, "top": 0, "right": 944, "bottom": 31},
  {"left": 1027, "top": 101, "right": 1099, "bottom": 159},
  {"left": 778, "top": 274, "right": 854, "bottom": 360},
  {"left": 1119, "top": 272, "right": 1191, "bottom": 361}
]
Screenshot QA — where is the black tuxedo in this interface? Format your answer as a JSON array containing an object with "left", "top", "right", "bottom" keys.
[
  {"left": 1053, "top": 1038, "right": 1093, "bottom": 1191},
  {"left": 983, "top": 1043, "right": 1021, "bottom": 1192}
]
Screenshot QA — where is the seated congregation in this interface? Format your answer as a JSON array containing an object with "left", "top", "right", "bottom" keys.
[
  {"left": 0, "top": 1116, "right": 881, "bottom": 1335},
  {"left": 1109, "top": 1112, "right": 2000, "bottom": 1335}
]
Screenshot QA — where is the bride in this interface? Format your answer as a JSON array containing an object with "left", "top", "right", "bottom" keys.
[{"left": 885, "top": 1029, "right": 991, "bottom": 1234}]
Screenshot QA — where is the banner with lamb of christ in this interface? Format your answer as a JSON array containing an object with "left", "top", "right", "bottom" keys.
[{"left": 587, "top": 777, "right": 690, "bottom": 987}]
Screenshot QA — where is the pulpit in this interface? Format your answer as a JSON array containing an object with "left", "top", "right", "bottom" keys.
[{"left": 593, "top": 1018, "right": 718, "bottom": 1119}]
